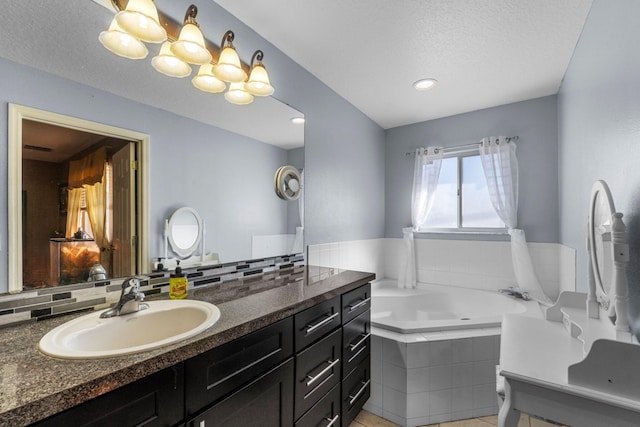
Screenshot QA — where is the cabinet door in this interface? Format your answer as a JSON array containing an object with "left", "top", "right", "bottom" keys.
[
  {"left": 341, "top": 356, "right": 371, "bottom": 427},
  {"left": 31, "top": 364, "right": 184, "bottom": 427},
  {"left": 185, "top": 317, "right": 293, "bottom": 415},
  {"left": 342, "top": 310, "right": 370, "bottom": 378},
  {"left": 187, "top": 358, "right": 294, "bottom": 427},
  {"left": 295, "top": 384, "right": 340, "bottom": 427},
  {"left": 295, "top": 328, "right": 342, "bottom": 420}
]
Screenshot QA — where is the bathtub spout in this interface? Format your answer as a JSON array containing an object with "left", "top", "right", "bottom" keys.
[{"left": 499, "top": 287, "right": 531, "bottom": 301}]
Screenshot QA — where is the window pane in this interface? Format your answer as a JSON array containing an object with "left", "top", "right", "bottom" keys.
[
  {"left": 424, "top": 157, "right": 457, "bottom": 228},
  {"left": 461, "top": 156, "right": 505, "bottom": 228}
]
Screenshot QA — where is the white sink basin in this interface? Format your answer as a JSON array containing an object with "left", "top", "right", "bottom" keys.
[{"left": 39, "top": 300, "right": 220, "bottom": 359}]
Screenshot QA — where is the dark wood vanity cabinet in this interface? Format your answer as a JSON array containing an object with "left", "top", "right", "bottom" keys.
[
  {"left": 29, "top": 282, "right": 372, "bottom": 427},
  {"left": 340, "top": 283, "right": 371, "bottom": 427},
  {"left": 31, "top": 364, "right": 185, "bottom": 427}
]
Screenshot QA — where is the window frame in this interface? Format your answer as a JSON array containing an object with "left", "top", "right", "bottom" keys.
[{"left": 418, "top": 148, "right": 508, "bottom": 235}]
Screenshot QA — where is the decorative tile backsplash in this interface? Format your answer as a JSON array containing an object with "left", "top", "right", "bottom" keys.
[{"left": 0, "top": 254, "right": 305, "bottom": 328}]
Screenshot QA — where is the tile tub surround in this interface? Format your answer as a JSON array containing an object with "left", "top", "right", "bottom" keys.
[
  {"left": 0, "top": 266, "right": 374, "bottom": 426},
  {"left": 0, "top": 254, "right": 304, "bottom": 328},
  {"left": 308, "top": 239, "right": 577, "bottom": 300},
  {"left": 364, "top": 328, "right": 501, "bottom": 427}
]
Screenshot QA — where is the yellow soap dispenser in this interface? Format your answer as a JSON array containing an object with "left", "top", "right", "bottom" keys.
[{"left": 169, "top": 260, "right": 188, "bottom": 299}]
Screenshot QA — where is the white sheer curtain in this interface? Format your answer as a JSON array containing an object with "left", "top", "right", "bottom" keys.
[
  {"left": 398, "top": 147, "right": 443, "bottom": 288},
  {"left": 479, "top": 137, "right": 551, "bottom": 303}
]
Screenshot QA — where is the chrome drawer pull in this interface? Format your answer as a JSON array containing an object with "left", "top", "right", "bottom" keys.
[
  {"left": 348, "top": 379, "right": 371, "bottom": 405},
  {"left": 324, "top": 414, "right": 339, "bottom": 427},
  {"left": 306, "top": 358, "right": 340, "bottom": 386},
  {"left": 348, "top": 297, "right": 371, "bottom": 312},
  {"left": 349, "top": 332, "right": 371, "bottom": 351},
  {"left": 347, "top": 345, "right": 366, "bottom": 364},
  {"left": 306, "top": 312, "right": 339, "bottom": 334}
]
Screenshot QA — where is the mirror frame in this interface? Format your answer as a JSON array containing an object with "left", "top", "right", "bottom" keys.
[
  {"left": 8, "top": 104, "right": 150, "bottom": 293},
  {"left": 167, "top": 207, "right": 203, "bottom": 258},
  {"left": 588, "top": 180, "right": 616, "bottom": 300}
]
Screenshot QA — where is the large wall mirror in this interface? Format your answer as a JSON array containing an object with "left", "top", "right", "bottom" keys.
[{"left": 6, "top": 100, "right": 303, "bottom": 295}]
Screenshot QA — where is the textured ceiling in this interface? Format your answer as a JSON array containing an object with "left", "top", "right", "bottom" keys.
[
  {"left": 0, "top": 1, "right": 592, "bottom": 136},
  {"left": 215, "top": 0, "right": 593, "bottom": 129}
]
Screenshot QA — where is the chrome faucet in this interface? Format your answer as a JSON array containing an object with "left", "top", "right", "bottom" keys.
[
  {"left": 100, "top": 276, "right": 150, "bottom": 318},
  {"left": 498, "top": 286, "right": 531, "bottom": 301}
]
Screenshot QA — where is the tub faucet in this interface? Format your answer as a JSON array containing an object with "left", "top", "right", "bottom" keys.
[
  {"left": 100, "top": 276, "right": 150, "bottom": 318},
  {"left": 499, "top": 286, "right": 531, "bottom": 301}
]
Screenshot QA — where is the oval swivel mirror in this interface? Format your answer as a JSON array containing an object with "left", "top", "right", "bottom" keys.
[
  {"left": 167, "top": 207, "right": 203, "bottom": 258},
  {"left": 587, "top": 180, "right": 629, "bottom": 331}
]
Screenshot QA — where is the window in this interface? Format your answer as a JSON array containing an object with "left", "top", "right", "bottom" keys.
[{"left": 421, "top": 151, "right": 505, "bottom": 231}]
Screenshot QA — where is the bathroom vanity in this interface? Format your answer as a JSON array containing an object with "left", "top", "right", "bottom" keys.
[{"left": 0, "top": 266, "right": 373, "bottom": 427}]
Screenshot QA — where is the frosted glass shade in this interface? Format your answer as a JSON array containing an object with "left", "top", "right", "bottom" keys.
[
  {"left": 245, "top": 64, "right": 274, "bottom": 96},
  {"left": 115, "top": 0, "right": 166, "bottom": 43},
  {"left": 99, "top": 19, "right": 148, "bottom": 59},
  {"left": 224, "top": 82, "right": 254, "bottom": 105},
  {"left": 192, "top": 64, "right": 226, "bottom": 93},
  {"left": 213, "top": 47, "right": 247, "bottom": 83},
  {"left": 171, "top": 23, "right": 212, "bottom": 65},
  {"left": 152, "top": 42, "right": 192, "bottom": 78}
]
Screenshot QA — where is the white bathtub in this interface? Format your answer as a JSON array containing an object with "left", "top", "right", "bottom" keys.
[{"left": 371, "top": 279, "right": 529, "bottom": 333}]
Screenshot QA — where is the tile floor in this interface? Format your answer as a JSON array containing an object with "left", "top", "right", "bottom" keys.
[{"left": 349, "top": 410, "right": 568, "bottom": 427}]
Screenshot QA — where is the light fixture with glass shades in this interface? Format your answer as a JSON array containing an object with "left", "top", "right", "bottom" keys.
[
  {"left": 245, "top": 50, "right": 275, "bottom": 96},
  {"left": 99, "top": 20, "right": 148, "bottom": 59},
  {"left": 152, "top": 42, "right": 192, "bottom": 78},
  {"left": 171, "top": 5, "right": 211, "bottom": 65},
  {"left": 114, "top": 0, "right": 166, "bottom": 43},
  {"left": 213, "top": 31, "right": 248, "bottom": 83},
  {"left": 192, "top": 63, "right": 226, "bottom": 93},
  {"left": 225, "top": 82, "right": 254, "bottom": 105},
  {"left": 99, "top": 1, "right": 275, "bottom": 105}
]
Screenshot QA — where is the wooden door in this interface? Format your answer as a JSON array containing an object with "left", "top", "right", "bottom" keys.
[{"left": 111, "top": 143, "right": 136, "bottom": 278}]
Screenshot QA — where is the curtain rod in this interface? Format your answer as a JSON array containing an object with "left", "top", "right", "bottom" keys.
[{"left": 404, "top": 135, "right": 519, "bottom": 157}]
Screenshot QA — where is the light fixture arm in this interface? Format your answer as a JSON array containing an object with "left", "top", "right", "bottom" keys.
[
  {"left": 184, "top": 4, "right": 199, "bottom": 26},
  {"left": 251, "top": 50, "right": 264, "bottom": 66},
  {"left": 220, "top": 30, "right": 235, "bottom": 48}
]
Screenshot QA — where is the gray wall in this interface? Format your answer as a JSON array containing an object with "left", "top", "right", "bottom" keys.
[
  {"left": 385, "top": 96, "right": 559, "bottom": 243},
  {"left": 558, "top": 0, "right": 640, "bottom": 327},
  {"left": 205, "top": 4, "right": 387, "bottom": 247},
  {"left": 0, "top": 2, "right": 386, "bottom": 293}
]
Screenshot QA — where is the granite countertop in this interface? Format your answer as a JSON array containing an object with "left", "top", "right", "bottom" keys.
[{"left": 0, "top": 266, "right": 375, "bottom": 426}]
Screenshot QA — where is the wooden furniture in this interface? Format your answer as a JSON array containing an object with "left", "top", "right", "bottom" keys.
[{"left": 498, "top": 181, "right": 640, "bottom": 427}]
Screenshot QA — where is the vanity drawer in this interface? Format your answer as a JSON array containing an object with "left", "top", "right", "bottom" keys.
[
  {"left": 187, "top": 358, "right": 294, "bottom": 427},
  {"left": 294, "top": 296, "right": 341, "bottom": 352},
  {"left": 295, "top": 384, "right": 341, "bottom": 427},
  {"left": 341, "top": 283, "right": 371, "bottom": 325},
  {"left": 342, "top": 309, "right": 371, "bottom": 378},
  {"left": 295, "top": 328, "right": 342, "bottom": 420},
  {"left": 341, "top": 356, "right": 371, "bottom": 427},
  {"left": 185, "top": 317, "right": 293, "bottom": 415}
]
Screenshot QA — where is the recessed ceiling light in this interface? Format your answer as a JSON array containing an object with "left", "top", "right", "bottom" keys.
[
  {"left": 291, "top": 117, "right": 305, "bottom": 124},
  {"left": 413, "top": 78, "right": 437, "bottom": 91}
]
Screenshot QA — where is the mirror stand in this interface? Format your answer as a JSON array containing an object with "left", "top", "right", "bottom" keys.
[{"left": 153, "top": 207, "right": 220, "bottom": 271}]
